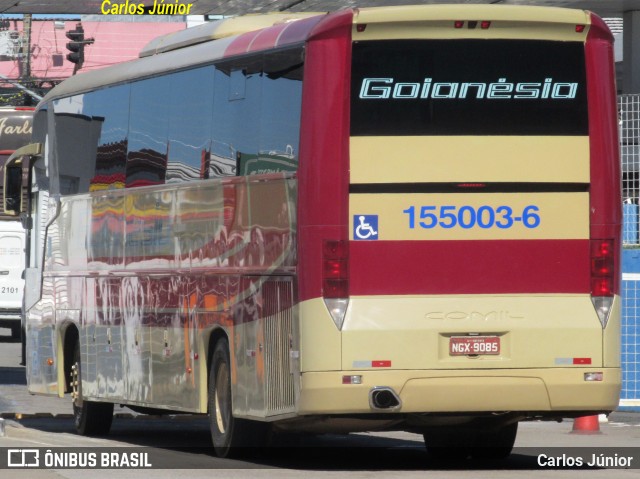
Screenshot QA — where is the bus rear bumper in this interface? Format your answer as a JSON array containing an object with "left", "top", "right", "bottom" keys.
[{"left": 298, "top": 368, "right": 621, "bottom": 415}]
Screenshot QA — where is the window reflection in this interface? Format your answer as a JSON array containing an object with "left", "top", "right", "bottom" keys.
[
  {"left": 258, "top": 51, "right": 302, "bottom": 175},
  {"left": 213, "top": 59, "right": 262, "bottom": 177},
  {"left": 127, "top": 77, "right": 169, "bottom": 187},
  {"left": 167, "top": 67, "right": 215, "bottom": 182},
  {"left": 86, "top": 85, "right": 130, "bottom": 191},
  {"left": 50, "top": 46, "right": 304, "bottom": 194}
]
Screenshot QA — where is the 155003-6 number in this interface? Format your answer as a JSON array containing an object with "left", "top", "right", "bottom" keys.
[{"left": 402, "top": 205, "right": 541, "bottom": 230}]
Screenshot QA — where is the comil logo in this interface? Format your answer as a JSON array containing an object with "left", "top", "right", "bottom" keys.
[
  {"left": 359, "top": 77, "right": 578, "bottom": 100},
  {"left": 7, "top": 449, "right": 40, "bottom": 468}
]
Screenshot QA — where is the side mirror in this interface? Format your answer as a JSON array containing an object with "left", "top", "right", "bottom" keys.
[
  {"left": 2, "top": 142, "right": 42, "bottom": 216},
  {"left": 3, "top": 164, "right": 22, "bottom": 216}
]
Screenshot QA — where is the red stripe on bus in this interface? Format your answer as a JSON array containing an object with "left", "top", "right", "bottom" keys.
[
  {"left": 297, "top": 10, "right": 354, "bottom": 302},
  {"left": 278, "top": 15, "right": 325, "bottom": 45},
  {"left": 247, "top": 23, "right": 288, "bottom": 52},
  {"left": 585, "top": 13, "right": 622, "bottom": 295},
  {"left": 349, "top": 239, "right": 590, "bottom": 296},
  {"left": 223, "top": 15, "right": 325, "bottom": 57},
  {"left": 225, "top": 30, "right": 262, "bottom": 57}
]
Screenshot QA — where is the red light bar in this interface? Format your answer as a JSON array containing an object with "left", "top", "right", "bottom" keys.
[
  {"left": 590, "top": 239, "right": 614, "bottom": 297},
  {"left": 454, "top": 21, "right": 464, "bottom": 29},
  {"left": 573, "top": 358, "right": 592, "bottom": 365},
  {"left": 481, "top": 21, "right": 491, "bottom": 29},
  {"left": 575, "top": 24, "right": 586, "bottom": 33},
  {"left": 323, "top": 240, "right": 349, "bottom": 299},
  {"left": 457, "top": 183, "right": 486, "bottom": 189},
  {"left": 372, "top": 360, "right": 392, "bottom": 368}
]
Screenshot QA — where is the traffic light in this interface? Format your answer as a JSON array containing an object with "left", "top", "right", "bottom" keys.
[{"left": 66, "top": 23, "right": 94, "bottom": 66}]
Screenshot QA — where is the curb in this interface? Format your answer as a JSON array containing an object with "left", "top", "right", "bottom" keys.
[
  {"left": 0, "top": 412, "right": 135, "bottom": 420},
  {"left": 0, "top": 412, "right": 202, "bottom": 420}
]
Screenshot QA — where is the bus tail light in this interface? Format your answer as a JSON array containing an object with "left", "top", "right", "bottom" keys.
[
  {"left": 590, "top": 239, "right": 614, "bottom": 327},
  {"left": 323, "top": 240, "right": 349, "bottom": 330},
  {"left": 453, "top": 20, "right": 491, "bottom": 29}
]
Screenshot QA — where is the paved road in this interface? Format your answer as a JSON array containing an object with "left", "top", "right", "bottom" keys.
[{"left": 1, "top": 326, "right": 639, "bottom": 478}]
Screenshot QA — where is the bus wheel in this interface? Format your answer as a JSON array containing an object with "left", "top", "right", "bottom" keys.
[
  {"left": 469, "top": 422, "right": 518, "bottom": 460},
  {"left": 71, "top": 341, "right": 114, "bottom": 436},
  {"left": 424, "top": 422, "right": 517, "bottom": 462},
  {"left": 208, "top": 338, "right": 268, "bottom": 457},
  {"left": 10, "top": 323, "right": 20, "bottom": 340}
]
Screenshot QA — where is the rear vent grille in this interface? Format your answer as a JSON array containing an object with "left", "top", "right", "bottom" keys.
[{"left": 263, "top": 280, "right": 296, "bottom": 416}]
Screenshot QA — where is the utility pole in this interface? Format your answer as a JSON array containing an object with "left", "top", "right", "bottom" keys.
[{"left": 21, "top": 14, "right": 31, "bottom": 80}]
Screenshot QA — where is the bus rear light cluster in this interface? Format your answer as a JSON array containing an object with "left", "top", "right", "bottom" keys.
[
  {"left": 342, "top": 375, "right": 362, "bottom": 385},
  {"left": 323, "top": 240, "right": 348, "bottom": 298},
  {"left": 453, "top": 20, "right": 584, "bottom": 32},
  {"left": 454, "top": 20, "right": 491, "bottom": 29},
  {"left": 590, "top": 239, "right": 615, "bottom": 327},
  {"left": 584, "top": 372, "right": 604, "bottom": 382},
  {"left": 591, "top": 239, "right": 614, "bottom": 296},
  {"left": 323, "top": 240, "right": 349, "bottom": 330}
]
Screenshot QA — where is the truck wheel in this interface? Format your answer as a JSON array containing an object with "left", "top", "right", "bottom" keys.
[{"left": 10, "top": 323, "right": 20, "bottom": 340}]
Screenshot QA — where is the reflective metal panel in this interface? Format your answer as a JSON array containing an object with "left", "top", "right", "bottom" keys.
[
  {"left": 25, "top": 277, "right": 57, "bottom": 395},
  {"left": 34, "top": 174, "right": 297, "bottom": 411}
]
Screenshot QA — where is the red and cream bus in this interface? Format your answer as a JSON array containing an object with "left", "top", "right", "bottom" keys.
[{"left": 6, "top": 5, "right": 621, "bottom": 459}]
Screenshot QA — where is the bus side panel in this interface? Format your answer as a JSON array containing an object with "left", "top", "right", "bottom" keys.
[
  {"left": 89, "top": 276, "right": 126, "bottom": 401},
  {"left": 31, "top": 175, "right": 297, "bottom": 413},
  {"left": 25, "top": 277, "right": 58, "bottom": 395}
]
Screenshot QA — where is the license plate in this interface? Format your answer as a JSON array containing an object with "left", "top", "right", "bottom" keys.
[{"left": 449, "top": 336, "right": 500, "bottom": 356}]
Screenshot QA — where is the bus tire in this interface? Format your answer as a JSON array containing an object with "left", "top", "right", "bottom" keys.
[
  {"left": 208, "top": 338, "right": 268, "bottom": 457},
  {"left": 424, "top": 421, "right": 517, "bottom": 462},
  {"left": 470, "top": 422, "right": 518, "bottom": 460},
  {"left": 71, "top": 341, "right": 114, "bottom": 436},
  {"left": 10, "top": 323, "right": 20, "bottom": 340}
]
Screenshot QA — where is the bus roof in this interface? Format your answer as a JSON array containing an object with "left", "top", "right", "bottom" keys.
[
  {"left": 139, "top": 12, "right": 321, "bottom": 57},
  {"left": 40, "top": 4, "right": 596, "bottom": 106}
]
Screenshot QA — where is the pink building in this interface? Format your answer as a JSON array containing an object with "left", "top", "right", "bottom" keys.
[{"left": 0, "top": 19, "right": 186, "bottom": 92}]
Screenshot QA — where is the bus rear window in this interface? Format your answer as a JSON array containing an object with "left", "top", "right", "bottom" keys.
[{"left": 350, "top": 40, "right": 588, "bottom": 136}]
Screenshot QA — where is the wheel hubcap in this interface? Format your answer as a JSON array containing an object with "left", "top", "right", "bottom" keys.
[
  {"left": 215, "top": 363, "right": 229, "bottom": 434},
  {"left": 71, "top": 362, "right": 83, "bottom": 408}
]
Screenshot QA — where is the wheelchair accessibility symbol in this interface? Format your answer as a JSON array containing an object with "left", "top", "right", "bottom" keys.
[{"left": 354, "top": 215, "right": 379, "bottom": 240}]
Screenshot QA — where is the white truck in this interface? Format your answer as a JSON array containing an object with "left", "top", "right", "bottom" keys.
[{"left": 0, "top": 107, "right": 33, "bottom": 339}]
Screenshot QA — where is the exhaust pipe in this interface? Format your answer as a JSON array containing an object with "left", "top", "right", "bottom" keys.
[{"left": 369, "top": 386, "right": 401, "bottom": 411}]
